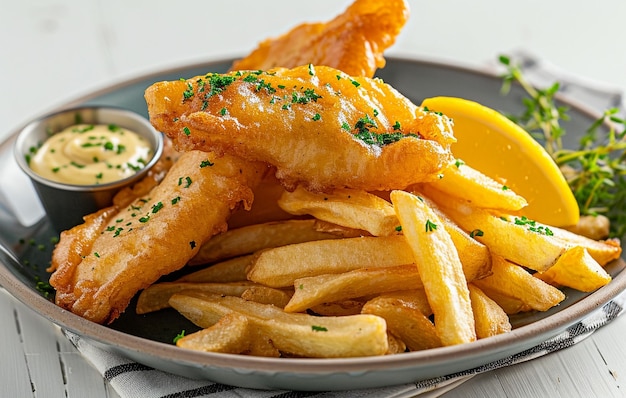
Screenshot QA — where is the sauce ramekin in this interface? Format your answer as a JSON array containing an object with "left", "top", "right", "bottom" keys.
[{"left": 14, "top": 106, "right": 163, "bottom": 232}]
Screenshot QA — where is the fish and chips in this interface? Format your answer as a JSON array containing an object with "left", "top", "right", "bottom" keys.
[{"left": 46, "top": 0, "right": 622, "bottom": 359}]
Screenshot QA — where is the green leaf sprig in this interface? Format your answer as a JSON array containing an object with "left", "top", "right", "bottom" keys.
[{"left": 499, "top": 55, "right": 626, "bottom": 239}]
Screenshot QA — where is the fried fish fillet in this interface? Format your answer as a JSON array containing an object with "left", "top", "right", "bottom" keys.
[
  {"left": 49, "top": 151, "right": 266, "bottom": 324},
  {"left": 231, "top": 0, "right": 410, "bottom": 78},
  {"left": 145, "top": 64, "right": 456, "bottom": 192}
]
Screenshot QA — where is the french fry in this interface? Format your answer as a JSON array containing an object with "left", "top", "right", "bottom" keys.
[
  {"left": 248, "top": 229, "right": 491, "bottom": 289},
  {"left": 423, "top": 186, "right": 566, "bottom": 272},
  {"left": 278, "top": 186, "right": 400, "bottom": 236},
  {"left": 189, "top": 219, "right": 339, "bottom": 265},
  {"left": 423, "top": 161, "right": 528, "bottom": 211},
  {"left": 535, "top": 246, "right": 612, "bottom": 292},
  {"left": 284, "top": 264, "right": 422, "bottom": 313},
  {"left": 473, "top": 254, "right": 565, "bottom": 312},
  {"left": 169, "top": 292, "right": 389, "bottom": 358},
  {"left": 468, "top": 284, "right": 511, "bottom": 338},
  {"left": 478, "top": 289, "right": 531, "bottom": 315},
  {"left": 136, "top": 281, "right": 256, "bottom": 314},
  {"left": 247, "top": 235, "right": 414, "bottom": 287},
  {"left": 376, "top": 289, "right": 432, "bottom": 317},
  {"left": 390, "top": 190, "right": 476, "bottom": 346},
  {"left": 177, "top": 255, "right": 253, "bottom": 283},
  {"left": 309, "top": 300, "right": 365, "bottom": 316},
  {"left": 548, "top": 227, "right": 622, "bottom": 266},
  {"left": 176, "top": 313, "right": 280, "bottom": 357},
  {"left": 386, "top": 333, "right": 408, "bottom": 354},
  {"left": 362, "top": 296, "right": 442, "bottom": 351},
  {"left": 241, "top": 286, "right": 293, "bottom": 308},
  {"left": 425, "top": 197, "right": 492, "bottom": 281},
  {"left": 313, "top": 219, "right": 370, "bottom": 237}
]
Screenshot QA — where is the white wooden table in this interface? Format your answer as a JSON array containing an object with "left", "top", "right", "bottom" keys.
[{"left": 2, "top": 1, "right": 626, "bottom": 397}]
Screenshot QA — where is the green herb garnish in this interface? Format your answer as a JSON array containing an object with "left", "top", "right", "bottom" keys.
[{"left": 500, "top": 55, "right": 626, "bottom": 238}]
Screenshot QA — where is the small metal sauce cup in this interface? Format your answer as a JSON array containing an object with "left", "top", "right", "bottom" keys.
[{"left": 14, "top": 106, "right": 164, "bottom": 232}]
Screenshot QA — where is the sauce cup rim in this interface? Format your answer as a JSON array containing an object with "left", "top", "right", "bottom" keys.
[{"left": 13, "top": 105, "right": 164, "bottom": 192}]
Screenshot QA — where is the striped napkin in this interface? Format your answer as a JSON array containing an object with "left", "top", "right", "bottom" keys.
[{"left": 64, "top": 293, "right": 625, "bottom": 398}]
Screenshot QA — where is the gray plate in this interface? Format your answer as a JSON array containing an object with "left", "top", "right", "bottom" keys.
[{"left": 0, "top": 57, "right": 624, "bottom": 391}]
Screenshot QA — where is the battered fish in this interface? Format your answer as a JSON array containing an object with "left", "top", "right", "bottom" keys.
[
  {"left": 145, "top": 64, "right": 455, "bottom": 192},
  {"left": 231, "top": 0, "right": 410, "bottom": 78},
  {"left": 49, "top": 151, "right": 266, "bottom": 324}
]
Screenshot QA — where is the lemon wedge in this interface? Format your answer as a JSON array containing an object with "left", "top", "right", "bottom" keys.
[{"left": 421, "top": 96, "right": 579, "bottom": 227}]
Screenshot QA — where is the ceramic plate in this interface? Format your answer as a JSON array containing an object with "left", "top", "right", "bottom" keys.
[{"left": 0, "top": 57, "right": 624, "bottom": 391}]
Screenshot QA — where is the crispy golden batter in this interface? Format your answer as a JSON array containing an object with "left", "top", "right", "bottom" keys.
[
  {"left": 49, "top": 151, "right": 267, "bottom": 324},
  {"left": 145, "top": 64, "right": 455, "bottom": 192},
  {"left": 231, "top": 0, "right": 410, "bottom": 78},
  {"left": 48, "top": 0, "right": 417, "bottom": 324}
]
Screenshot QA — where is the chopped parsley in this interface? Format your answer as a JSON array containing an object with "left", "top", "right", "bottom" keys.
[
  {"left": 173, "top": 330, "right": 186, "bottom": 343},
  {"left": 35, "top": 278, "right": 54, "bottom": 299},
  {"left": 470, "top": 229, "right": 484, "bottom": 238},
  {"left": 204, "top": 73, "right": 237, "bottom": 98},
  {"left": 151, "top": 202, "right": 163, "bottom": 214},
  {"left": 512, "top": 216, "right": 554, "bottom": 236},
  {"left": 425, "top": 219, "right": 438, "bottom": 233},
  {"left": 183, "top": 82, "right": 194, "bottom": 100},
  {"left": 291, "top": 88, "right": 322, "bottom": 104},
  {"left": 350, "top": 114, "right": 418, "bottom": 146},
  {"left": 311, "top": 325, "right": 328, "bottom": 332}
]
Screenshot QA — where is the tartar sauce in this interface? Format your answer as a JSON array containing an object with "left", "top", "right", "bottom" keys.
[{"left": 30, "top": 123, "right": 152, "bottom": 185}]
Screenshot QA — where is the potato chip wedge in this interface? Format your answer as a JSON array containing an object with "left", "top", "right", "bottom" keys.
[
  {"left": 362, "top": 296, "right": 442, "bottom": 351},
  {"left": 390, "top": 190, "right": 476, "bottom": 346},
  {"left": 468, "top": 284, "right": 511, "bottom": 338},
  {"left": 535, "top": 246, "right": 611, "bottom": 292},
  {"left": 247, "top": 235, "right": 414, "bottom": 287},
  {"left": 423, "top": 161, "right": 528, "bottom": 211},
  {"left": 189, "top": 219, "right": 338, "bottom": 265},
  {"left": 278, "top": 186, "right": 400, "bottom": 236},
  {"left": 169, "top": 292, "right": 389, "bottom": 358},
  {"left": 136, "top": 281, "right": 256, "bottom": 314},
  {"left": 285, "top": 264, "right": 422, "bottom": 313},
  {"left": 473, "top": 255, "right": 565, "bottom": 312}
]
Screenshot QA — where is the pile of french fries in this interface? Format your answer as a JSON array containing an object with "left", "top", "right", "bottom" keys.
[{"left": 136, "top": 161, "right": 622, "bottom": 358}]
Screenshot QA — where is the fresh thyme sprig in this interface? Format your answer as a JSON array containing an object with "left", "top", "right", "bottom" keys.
[{"left": 499, "top": 55, "right": 626, "bottom": 239}]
